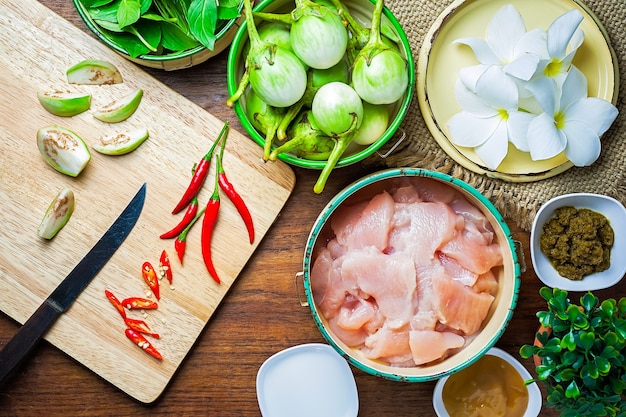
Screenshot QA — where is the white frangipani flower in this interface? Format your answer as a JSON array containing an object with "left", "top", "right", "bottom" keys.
[
  {"left": 526, "top": 66, "right": 618, "bottom": 166},
  {"left": 447, "top": 5, "right": 617, "bottom": 170},
  {"left": 453, "top": 4, "right": 542, "bottom": 83},
  {"left": 447, "top": 65, "right": 535, "bottom": 169}
]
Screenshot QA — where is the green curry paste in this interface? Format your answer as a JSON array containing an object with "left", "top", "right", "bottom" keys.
[{"left": 539, "top": 206, "right": 614, "bottom": 280}]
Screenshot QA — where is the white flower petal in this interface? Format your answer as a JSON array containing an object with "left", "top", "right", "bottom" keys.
[
  {"left": 503, "top": 53, "right": 540, "bottom": 81},
  {"left": 475, "top": 121, "right": 510, "bottom": 169},
  {"left": 448, "top": 112, "right": 500, "bottom": 147},
  {"left": 566, "top": 97, "right": 619, "bottom": 136},
  {"left": 514, "top": 28, "right": 548, "bottom": 59},
  {"left": 453, "top": 38, "right": 500, "bottom": 65},
  {"left": 560, "top": 66, "right": 587, "bottom": 109},
  {"left": 454, "top": 78, "right": 497, "bottom": 117},
  {"left": 563, "top": 121, "right": 601, "bottom": 166},
  {"left": 507, "top": 111, "right": 536, "bottom": 151},
  {"left": 526, "top": 76, "right": 558, "bottom": 115},
  {"left": 486, "top": 5, "right": 527, "bottom": 62},
  {"left": 458, "top": 64, "right": 490, "bottom": 92},
  {"left": 475, "top": 66, "right": 518, "bottom": 109},
  {"left": 528, "top": 113, "right": 567, "bottom": 160},
  {"left": 518, "top": 94, "right": 543, "bottom": 113},
  {"left": 547, "top": 9, "right": 584, "bottom": 58}
]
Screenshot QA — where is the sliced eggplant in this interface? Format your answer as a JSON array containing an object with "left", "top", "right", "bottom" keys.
[
  {"left": 93, "top": 128, "right": 150, "bottom": 155},
  {"left": 38, "top": 188, "right": 75, "bottom": 239},
  {"left": 37, "top": 90, "right": 91, "bottom": 116},
  {"left": 93, "top": 89, "right": 143, "bottom": 123},
  {"left": 37, "top": 126, "right": 91, "bottom": 177},
  {"left": 66, "top": 59, "right": 123, "bottom": 85}
]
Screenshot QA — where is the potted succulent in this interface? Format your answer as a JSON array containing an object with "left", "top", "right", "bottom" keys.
[{"left": 519, "top": 287, "right": 626, "bottom": 417}]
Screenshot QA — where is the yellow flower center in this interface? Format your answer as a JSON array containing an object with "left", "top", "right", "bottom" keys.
[
  {"left": 554, "top": 111, "right": 566, "bottom": 129},
  {"left": 497, "top": 108, "right": 509, "bottom": 120},
  {"left": 544, "top": 59, "right": 563, "bottom": 77}
]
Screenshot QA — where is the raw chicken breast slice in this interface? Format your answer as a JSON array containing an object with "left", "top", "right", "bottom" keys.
[
  {"left": 341, "top": 249, "right": 416, "bottom": 329},
  {"left": 388, "top": 201, "right": 459, "bottom": 267},
  {"left": 337, "top": 294, "right": 378, "bottom": 330},
  {"left": 312, "top": 253, "right": 357, "bottom": 320},
  {"left": 412, "top": 177, "right": 459, "bottom": 204},
  {"left": 332, "top": 191, "right": 395, "bottom": 252},
  {"left": 439, "top": 252, "right": 479, "bottom": 287},
  {"left": 391, "top": 184, "right": 423, "bottom": 203},
  {"left": 409, "top": 330, "right": 466, "bottom": 365},
  {"left": 472, "top": 270, "right": 499, "bottom": 296},
  {"left": 440, "top": 230, "right": 503, "bottom": 275},
  {"left": 432, "top": 271, "right": 495, "bottom": 335},
  {"left": 363, "top": 327, "right": 412, "bottom": 364},
  {"left": 327, "top": 315, "right": 369, "bottom": 347}
]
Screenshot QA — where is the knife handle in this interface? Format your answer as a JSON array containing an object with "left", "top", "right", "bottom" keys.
[{"left": 0, "top": 300, "right": 60, "bottom": 387}]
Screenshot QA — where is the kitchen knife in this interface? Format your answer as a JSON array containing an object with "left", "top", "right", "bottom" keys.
[{"left": 0, "top": 183, "right": 147, "bottom": 387}]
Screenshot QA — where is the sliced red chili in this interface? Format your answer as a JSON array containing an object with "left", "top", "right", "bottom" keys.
[
  {"left": 125, "top": 328, "right": 163, "bottom": 360},
  {"left": 171, "top": 122, "right": 229, "bottom": 214},
  {"left": 217, "top": 140, "right": 255, "bottom": 244},
  {"left": 160, "top": 197, "right": 198, "bottom": 239},
  {"left": 142, "top": 261, "right": 160, "bottom": 300},
  {"left": 124, "top": 317, "right": 160, "bottom": 338},
  {"left": 159, "top": 249, "right": 173, "bottom": 284},
  {"left": 121, "top": 297, "right": 158, "bottom": 310},
  {"left": 105, "top": 289, "right": 126, "bottom": 319},
  {"left": 201, "top": 155, "right": 222, "bottom": 284}
]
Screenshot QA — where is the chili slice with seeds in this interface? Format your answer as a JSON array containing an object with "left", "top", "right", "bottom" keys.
[
  {"left": 124, "top": 317, "right": 160, "bottom": 338},
  {"left": 159, "top": 249, "right": 173, "bottom": 284},
  {"left": 142, "top": 261, "right": 160, "bottom": 300},
  {"left": 105, "top": 289, "right": 126, "bottom": 319},
  {"left": 122, "top": 297, "right": 158, "bottom": 310},
  {"left": 125, "top": 328, "right": 163, "bottom": 360}
]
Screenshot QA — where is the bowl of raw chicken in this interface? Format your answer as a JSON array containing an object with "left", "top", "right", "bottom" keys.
[{"left": 301, "top": 168, "right": 521, "bottom": 381}]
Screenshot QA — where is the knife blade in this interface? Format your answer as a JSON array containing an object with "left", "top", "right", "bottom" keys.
[{"left": 0, "top": 183, "right": 146, "bottom": 386}]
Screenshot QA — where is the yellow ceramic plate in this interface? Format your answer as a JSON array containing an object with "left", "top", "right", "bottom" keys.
[{"left": 417, "top": 0, "right": 619, "bottom": 182}]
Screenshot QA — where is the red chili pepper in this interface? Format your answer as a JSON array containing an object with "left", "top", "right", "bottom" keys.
[
  {"left": 159, "top": 249, "right": 173, "bottom": 285},
  {"left": 121, "top": 297, "right": 158, "bottom": 310},
  {"left": 160, "top": 197, "right": 198, "bottom": 239},
  {"left": 217, "top": 140, "right": 255, "bottom": 244},
  {"left": 124, "top": 317, "right": 160, "bottom": 338},
  {"left": 142, "top": 261, "right": 160, "bottom": 300},
  {"left": 173, "top": 206, "right": 206, "bottom": 264},
  {"left": 125, "top": 328, "right": 163, "bottom": 360},
  {"left": 201, "top": 155, "right": 222, "bottom": 284},
  {"left": 171, "top": 122, "right": 229, "bottom": 214},
  {"left": 105, "top": 289, "right": 126, "bottom": 319}
]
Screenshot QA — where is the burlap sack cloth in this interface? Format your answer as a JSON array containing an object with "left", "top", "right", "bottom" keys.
[{"left": 375, "top": 0, "right": 625, "bottom": 231}]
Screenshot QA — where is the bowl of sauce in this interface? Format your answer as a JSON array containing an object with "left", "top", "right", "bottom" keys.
[
  {"left": 432, "top": 347, "right": 542, "bottom": 417},
  {"left": 530, "top": 193, "right": 626, "bottom": 291}
]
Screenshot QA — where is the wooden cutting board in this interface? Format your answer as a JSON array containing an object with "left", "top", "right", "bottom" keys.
[{"left": 0, "top": 0, "right": 295, "bottom": 403}]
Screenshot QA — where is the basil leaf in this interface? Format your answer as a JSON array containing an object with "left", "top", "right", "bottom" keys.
[
  {"left": 81, "top": 0, "right": 116, "bottom": 7},
  {"left": 187, "top": 0, "right": 218, "bottom": 50},
  {"left": 161, "top": 22, "right": 201, "bottom": 51},
  {"left": 117, "top": 0, "right": 142, "bottom": 28}
]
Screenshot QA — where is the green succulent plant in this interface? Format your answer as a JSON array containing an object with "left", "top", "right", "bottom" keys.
[{"left": 519, "top": 287, "right": 626, "bottom": 417}]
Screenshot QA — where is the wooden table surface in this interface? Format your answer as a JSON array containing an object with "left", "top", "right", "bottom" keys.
[{"left": 1, "top": 2, "right": 623, "bottom": 416}]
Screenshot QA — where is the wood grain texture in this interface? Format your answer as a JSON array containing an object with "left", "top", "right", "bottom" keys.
[
  {"left": 0, "top": 1, "right": 624, "bottom": 416},
  {"left": 0, "top": 0, "right": 294, "bottom": 403}
]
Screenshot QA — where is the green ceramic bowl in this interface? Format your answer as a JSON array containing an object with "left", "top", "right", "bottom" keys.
[
  {"left": 227, "top": 0, "right": 414, "bottom": 169},
  {"left": 301, "top": 168, "right": 521, "bottom": 382},
  {"left": 73, "top": 0, "right": 244, "bottom": 71}
]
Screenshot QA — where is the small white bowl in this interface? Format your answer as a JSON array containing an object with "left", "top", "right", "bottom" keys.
[
  {"left": 256, "top": 343, "right": 359, "bottom": 417},
  {"left": 432, "top": 347, "right": 542, "bottom": 417},
  {"left": 530, "top": 193, "right": 626, "bottom": 291}
]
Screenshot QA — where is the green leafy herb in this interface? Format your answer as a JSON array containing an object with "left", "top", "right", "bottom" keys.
[
  {"left": 519, "top": 287, "right": 626, "bottom": 417},
  {"left": 76, "top": 0, "right": 242, "bottom": 57}
]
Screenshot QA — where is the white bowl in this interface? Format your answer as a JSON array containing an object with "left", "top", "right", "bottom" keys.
[
  {"left": 432, "top": 347, "right": 542, "bottom": 417},
  {"left": 256, "top": 343, "right": 359, "bottom": 417},
  {"left": 530, "top": 193, "right": 626, "bottom": 291}
]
